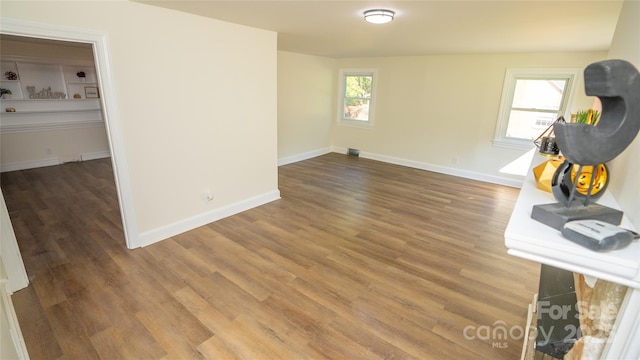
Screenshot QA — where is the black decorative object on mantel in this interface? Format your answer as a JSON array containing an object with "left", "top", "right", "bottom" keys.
[
  {"left": 556, "top": 60, "right": 640, "bottom": 165},
  {"left": 531, "top": 60, "right": 640, "bottom": 231},
  {"left": 5, "top": 71, "right": 18, "bottom": 80}
]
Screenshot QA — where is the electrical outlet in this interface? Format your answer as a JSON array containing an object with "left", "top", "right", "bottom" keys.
[
  {"left": 204, "top": 190, "right": 214, "bottom": 202},
  {"left": 452, "top": 156, "right": 459, "bottom": 165}
]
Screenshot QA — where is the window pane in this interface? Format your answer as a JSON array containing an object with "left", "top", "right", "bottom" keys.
[
  {"left": 505, "top": 110, "right": 558, "bottom": 140},
  {"left": 339, "top": 69, "right": 376, "bottom": 126},
  {"left": 344, "top": 98, "right": 370, "bottom": 121},
  {"left": 512, "top": 79, "right": 566, "bottom": 110},
  {"left": 345, "top": 75, "right": 372, "bottom": 98}
]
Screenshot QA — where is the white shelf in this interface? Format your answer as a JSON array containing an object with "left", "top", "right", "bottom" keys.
[
  {"left": 2, "top": 109, "right": 100, "bottom": 115},
  {"left": 1, "top": 57, "right": 99, "bottom": 101},
  {"left": 1, "top": 99, "right": 98, "bottom": 102},
  {"left": 504, "top": 152, "right": 640, "bottom": 288},
  {"left": 1, "top": 98, "right": 100, "bottom": 113}
]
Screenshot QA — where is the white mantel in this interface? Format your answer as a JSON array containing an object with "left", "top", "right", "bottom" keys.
[{"left": 505, "top": 151, "right": 640, "bottom": 359}]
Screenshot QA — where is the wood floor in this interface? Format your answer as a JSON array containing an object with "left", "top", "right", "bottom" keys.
[{"left": 2, "top": 153, "right": 540, "bottom": 359}]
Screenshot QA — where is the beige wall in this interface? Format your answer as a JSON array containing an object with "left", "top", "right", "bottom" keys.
[
  {"left": 2, "top": 127, "right": 110, "bottom": 164},
  {"left": 331, "top": 52, "right": 606, "bottom": 183},
  {"left": 277, "top": 37, "right": 638, "bottom": 226},
  {"left": 276, "top": 3, "right": 638, "bottom": 226},
  {"left": 3, "top": 0, "right": 634, "bottom": 244},
  {"left": 606, "top": 0, "right": 640, "bottom": 229},
  {"left": 277, "top": 49, "right": 607, "bottom": 185},
  {"left": 277, "top": 51, "right": 335, "bottom": 161},
  {"left": 1, "top": 1, "right": 278, "bottom": 245}
]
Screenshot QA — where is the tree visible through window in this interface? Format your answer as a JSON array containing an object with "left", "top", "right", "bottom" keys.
[
  {"left": 344, "top": 74, "right": 372, "bottom": 121},
  {"left": 338, "top": 69, "right": 377, "bottom": 126}
]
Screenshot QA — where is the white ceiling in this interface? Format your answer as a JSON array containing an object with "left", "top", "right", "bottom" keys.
[{"left": 138, "top": 0, "right": 624, "bottom": 58}]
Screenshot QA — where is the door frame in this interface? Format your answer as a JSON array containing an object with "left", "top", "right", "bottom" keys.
[{"left": 0, "top": 17, "right": 138, "bottom": 248}]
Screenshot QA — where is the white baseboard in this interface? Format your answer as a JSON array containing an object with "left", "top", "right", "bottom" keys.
[
  {"left": 137, "top": 190, "right": 281, "bottom": 248},
  {"left": 0, "top": 158, "right": 59, "bottom": 173},
  {"left": 1, "top": 152, "right": 111, "bottom": 173},
  {"left": 81, "top": 151, "right": 111, "bottom": 161},
  {"left": 330, "top": 146, "right": 523, "bottom": 188},
  {"left": 278, "top": 147, "right": 332, "bottom": 166}
]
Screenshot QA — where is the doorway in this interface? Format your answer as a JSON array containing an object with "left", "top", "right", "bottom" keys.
[
  {"left": 1, "top": 18, "right": 137, "bottom": 248},
  {"left": 1, "top": 35, "right": 109, "bottom": 165}
]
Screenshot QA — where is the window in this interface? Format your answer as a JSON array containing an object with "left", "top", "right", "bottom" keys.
[
  {"left": 493, "top": 68, "right": 580, "bottom": 149},
  {"left": 338, "top": 69, "right": 377, "bottom": 127}
]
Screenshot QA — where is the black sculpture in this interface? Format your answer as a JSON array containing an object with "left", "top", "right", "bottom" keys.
[
  {"left": 532, "top": 59, "right": 640, "bottom": 230},
  {"left": 554, "top": 60, "right": 640, "bottom": 165}
]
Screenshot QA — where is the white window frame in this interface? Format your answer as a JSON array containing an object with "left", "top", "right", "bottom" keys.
[
  {"left": 493, "top": 68, "right": 581, "bottom": 150},
  {"left": 337, "top": 68, "right": 377, "bottom": 128}
]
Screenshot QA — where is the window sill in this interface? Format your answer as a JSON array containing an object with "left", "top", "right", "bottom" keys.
[
  {"left": 338, "top": 119, "right": 373, "bottom": 129},
  {"left": 492, "top": 138, "right": 536, "bottom": 151}
]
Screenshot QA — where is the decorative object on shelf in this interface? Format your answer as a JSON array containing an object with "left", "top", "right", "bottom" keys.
[
  {"left": 561, "top": 219, "right": 639, "bottom": 252},
  {"left": 551, "top": 162, "right": 609, "bottom": 203},
  {"left": 76, "top": 71, "right": 86, "bottom": 82},
  {"left": 555, "top": 60, "right": 640, "bottom": 165},
  {"left": 546, "top": 114, "right": 609, "bottom": 201},
  {"left": 0, "top": 88, "right": 12, "bottom": 99},
  {"left": 532, "top": 116, "right": 566, "bottom": 193},
  {"left": 531, "top": 59, "right": 640, "bottom": 232},
  {"left": 26, "top": 86, "right": 66, "bottom": 99},
  {"left": 533, "top": 116, "right": 565, "bottom": 156},
  {"left": 73, "top": 93, "right": 82, "bottom": 99},
  {"left": 573, "top": 109, "right": 601, "bottom": 125},
  {"left": 84, "top": 86, "right": 99, "bottom": 98},
  {"left": 5, "top": 107, "right": 16, "bottom": 112},
  {"left": 533, "top": 157, "right": 564, "bottom": 192},
  {"left": 4, "top": 71, "right": 18, "bottom": 80}
]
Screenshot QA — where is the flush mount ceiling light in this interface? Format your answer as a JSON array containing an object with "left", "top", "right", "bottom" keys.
[{"left": 363, "top": 9, "right": 395, "bottom": 24}]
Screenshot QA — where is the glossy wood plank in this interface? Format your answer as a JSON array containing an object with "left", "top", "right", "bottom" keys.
[{"left": 2, "top": 153, "right": 540, "bottom": 359}]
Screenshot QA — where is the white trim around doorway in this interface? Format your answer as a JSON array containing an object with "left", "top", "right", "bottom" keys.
[{"left": 0, "top": 17, "right": 139, "bottom": 249}]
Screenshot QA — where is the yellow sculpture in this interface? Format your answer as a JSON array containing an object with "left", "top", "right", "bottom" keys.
[{"left": 533, "top": 157, "right": 564, "bottom": 192}]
